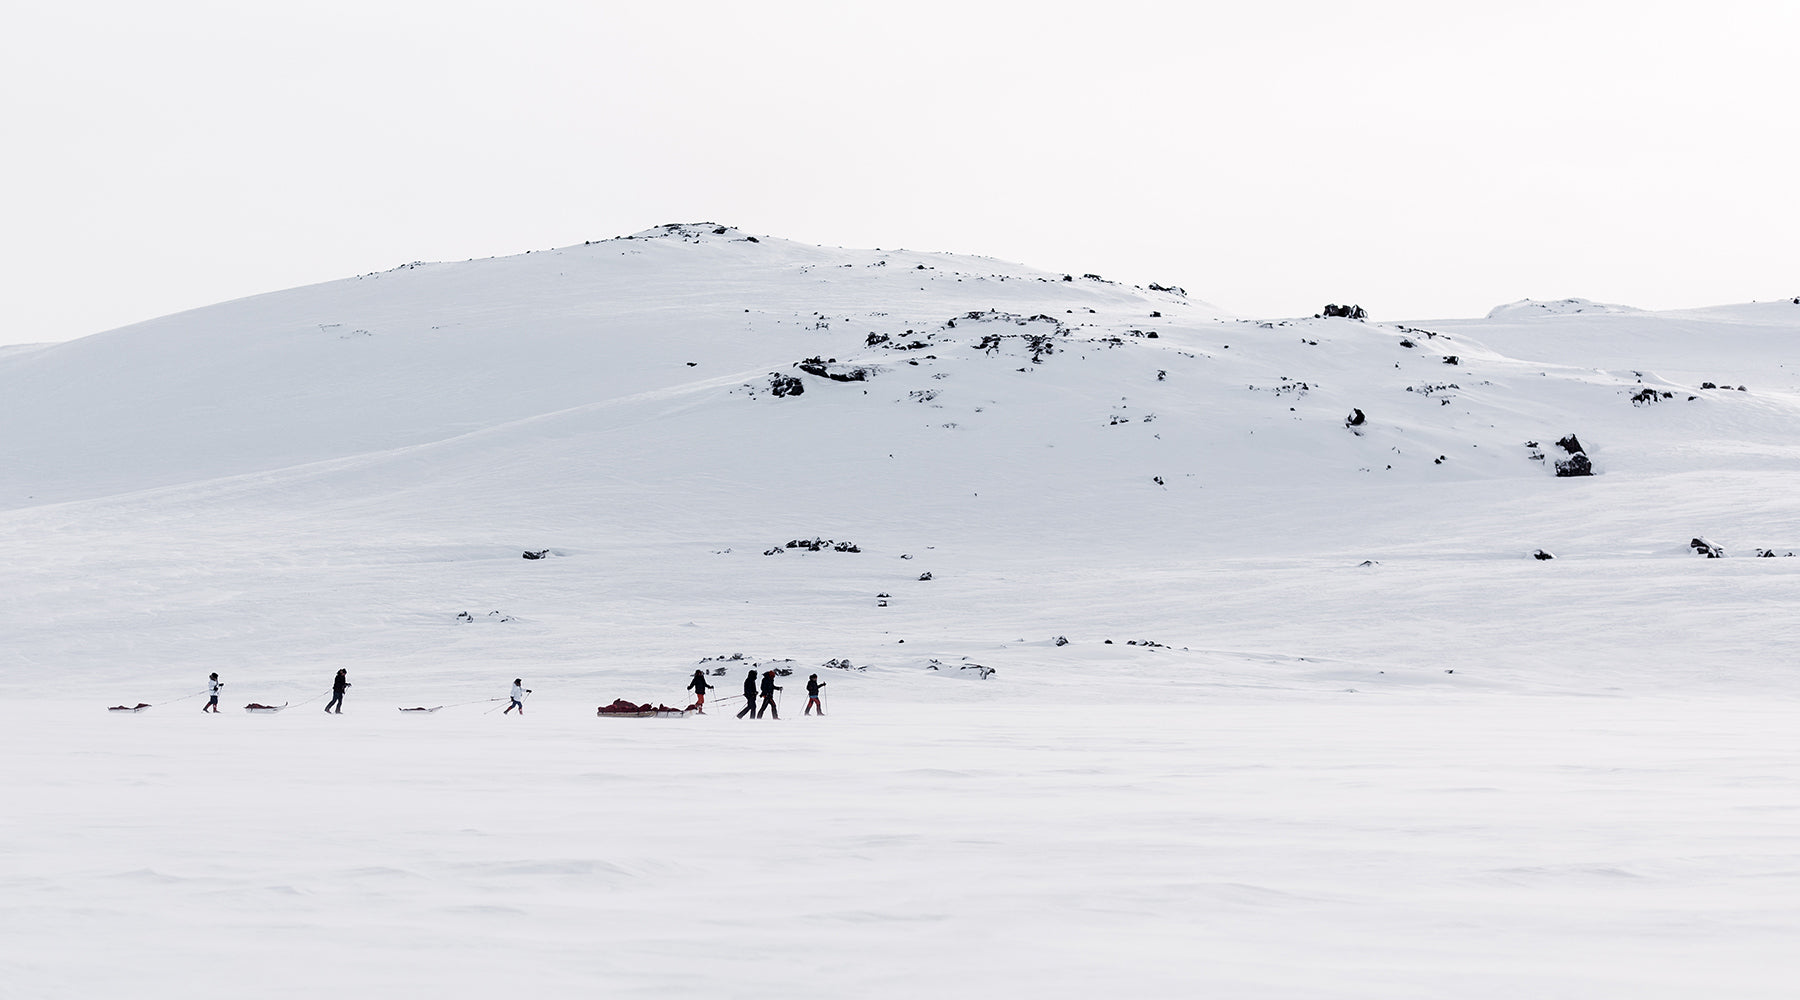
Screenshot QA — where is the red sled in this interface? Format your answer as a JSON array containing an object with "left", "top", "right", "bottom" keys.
[
  {"left": 244, "top": 703, "right": 287, "bottom": 714},
  {"left": 108, "top": 703, "right": 152, "bottom": 713},
  {"left": 597, "top": 699, "right": 695, "bottom": 718}
]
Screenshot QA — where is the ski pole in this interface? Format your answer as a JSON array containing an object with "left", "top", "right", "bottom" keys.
[{"left": 488, "top": 690, "right": 531, "bottom": 715}]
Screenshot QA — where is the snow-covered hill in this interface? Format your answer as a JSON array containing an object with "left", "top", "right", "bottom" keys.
[
  {"left": 6, "top": 222, "right": 1800, "bottom": 695},
  {"left": 10, "top": 224, "right": 1799, "bottom": 512},
  {"left": 4, "top": 225, "right": 1799, "bottom": 998}
]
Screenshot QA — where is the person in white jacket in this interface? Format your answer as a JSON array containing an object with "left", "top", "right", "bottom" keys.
[
  {"left": 204, "top": 673, "right": 223, "bottom": 713},
  {"left": 504, "top": 678, "right": 531, "bottom": 715}
]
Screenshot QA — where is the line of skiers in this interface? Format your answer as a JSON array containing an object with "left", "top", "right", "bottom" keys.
[
  {"left": 198, "top": 668, "right": 353, "bottom": 713},
  {"left": 199, "top": 668, "right": 826, "bottom": 717},
  {"left": 689, "top": 668, "right": 824, "bottom": 719}
]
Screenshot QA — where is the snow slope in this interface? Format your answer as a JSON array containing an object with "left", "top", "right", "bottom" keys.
[{"left": 3, "top": 224, "right": 1798, "bottom": 997}]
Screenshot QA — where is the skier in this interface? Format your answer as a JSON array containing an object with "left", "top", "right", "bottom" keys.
[
  {"left": 756, "top": 669, "right": 782, "bottom": 720},
  {"left": 735, "top": 668, "right": 758, "bottom": 719},
  {"left": 503, "top": 678, "right": 531, "bottom": 715},
  {"left": 804, "top": 673, "right": 825, "bottom": 716},
  {"left": 324, "top": 668, "right": 350, "bottom": 714},
  {"left": 203, "top": 672, "right": 223, "bottom": 713},
  {"left": 686, "top": 669, "right": 714, "bottom": 713}
]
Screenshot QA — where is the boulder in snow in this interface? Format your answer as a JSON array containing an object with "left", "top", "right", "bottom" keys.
[{"left": 1554, "top": 453, "right": 1593, "bottom": 477}]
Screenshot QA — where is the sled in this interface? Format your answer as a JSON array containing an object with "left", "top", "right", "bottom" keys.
[
  {"left": 108, "top": 703, "right": 152, "bottom": 713},
  {"left": 243, "top": 702, "right": 287, "bottom": 714},
  {"left": 597, "top": 699, "right": 695, "bottom": 718},
  {"left": 397, "top": 706, "right": 443, "bottom": 713}
]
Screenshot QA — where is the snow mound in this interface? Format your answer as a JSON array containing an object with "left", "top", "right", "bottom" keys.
[
  {"left": 621, "top": 221, "right": 758, "bottom": 242},
  {"left": 1485, "top": 298, "right": 1641, "bottom": 319}
]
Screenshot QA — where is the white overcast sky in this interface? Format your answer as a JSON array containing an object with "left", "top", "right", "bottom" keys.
[{"left": 3, "top": 1, "right": 1795, "bottom": 345}]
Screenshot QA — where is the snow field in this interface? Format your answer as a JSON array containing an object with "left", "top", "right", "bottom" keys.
[
  {"left": 5, "top": 225, "right": 1800, "bottom": 996},
  {"left": 3, "top": 696, "right": 1796, "bottom": 999}
]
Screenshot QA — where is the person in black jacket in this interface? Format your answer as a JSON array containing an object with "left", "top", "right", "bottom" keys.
[
  {"left": 324, "top": 668, "right": 350, "bottom": 714},
  {"left": 804, "top": 673, "right": 825, "bottom": 715},
  {"left": 686, "top": 669, "right": 715, "bottom": 713},
  {"left": 756, "top": 669, "right": 782, "bottom": 720},
  {"left": 735, "top": 669, "right": 758, "bottom": 719}
]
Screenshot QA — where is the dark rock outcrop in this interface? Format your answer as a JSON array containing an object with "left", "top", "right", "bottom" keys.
[
  {"left": 1555, "top": 453, "right": 1593, "bottom": 477},
  {"left": 1551, "top": 434, "right": 1593, "bottom": 477},
  {"left": 797, "top": 357, "right": 873, "bottom": 382}
]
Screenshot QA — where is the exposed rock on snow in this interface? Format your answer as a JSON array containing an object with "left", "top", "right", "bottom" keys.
[
  {"left": 772, "top": 538, "right": 861, "bottom": 553},
  {"left": 454, "top": 610, "right": 515, "bottom": 622},
  {"left": 1691, "top": 537, "right": 1725, "bottom": 558},
  {"left": 621, "top": 222, "right": 759, "bottom": 243},
  {"left": 925, "top": 657, "right": 994, "bottom": 678},
  {"left": 946, "top": 310, "right": 1065, "bottom": 363},
  {"left": 796, "top": 357, "right": 875, "bottom": 382},
  {"left": 696, "top": 652, "right": 798, "bottom": 676},
  {"left": 1554, "top": 453, "right": 1593, "bottom": 477},
  {"left": 1550, "top": 434, "right": 1594, "bottom": 477}
]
